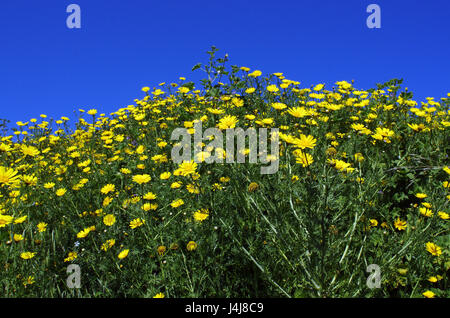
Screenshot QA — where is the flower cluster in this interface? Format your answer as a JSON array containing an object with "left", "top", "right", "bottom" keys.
[{"left": 0, "top": 49, "right": 448, "bottom": 298}]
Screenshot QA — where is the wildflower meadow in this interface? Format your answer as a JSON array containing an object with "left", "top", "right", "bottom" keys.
[{"left": 0, "top": 48, "right": 449, "bottom": 298}]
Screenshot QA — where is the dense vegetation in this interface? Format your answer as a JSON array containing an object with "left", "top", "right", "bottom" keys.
[{"left": 0, "top": 48, "right": 449, "bottom": 297}]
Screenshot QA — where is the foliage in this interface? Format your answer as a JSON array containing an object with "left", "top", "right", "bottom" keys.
[{"left": 0, "top": 47, "right": 449, "bottom": 298}]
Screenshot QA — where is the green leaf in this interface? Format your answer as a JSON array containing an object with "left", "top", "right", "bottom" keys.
[{"left": 191, "top": 63, "right": 202, "bottom": 72}]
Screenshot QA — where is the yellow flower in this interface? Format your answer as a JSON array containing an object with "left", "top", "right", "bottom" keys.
[
  {"left": 331, "top": 141, "right": 339, "bottom": 147},
  {"left": 23, "top": 276, "right": 35, "bottom": 286},
  {"left": 132, "top": 174, "right": 151, "bottom": 184},
  {"left": 419, "top": 207, "right": 433, "bottom": 217},
  {"left": 101, "top": 184, "right": 115, "bottom": 195},
  {"left": 13, "top": 234, "right": 24, "bottom": 242},
  {"left": 245, "top": 87, "right": 256, "bottom": 94},
  {"left": 271, "top": 102, "right": 287, "bottom": 110},
  {"left": 87, "top": 109, "right": 98, "bottom": 115},
  {"left": 21, "top": 145, "right": 40, "bottom": 157},
  {"left": 13, "top": 215, "right": 27, "bottom": 224},
  {"left": 160, "top": 172, "right": 171, "bottom": 180},
  {"left": 217, "top": 115, "right": 238, "bottom": 130},
  {"left": 248, "top": 182, "right": 259, "bottom": 192},
  {"left": 0, "top": 166, "right": 20, "bottom": 186},
  {"left": 186, "top": 183, "right": 200, "bottom": 194},
  {"left": 178, "top": 86, "right": 190, "bottom": 94},
  {"left": 120, "top": 168, "right": 131, "bottom": 174},
  {"left": 0, "top": 143, "right": 13, "bottom": 152},
  {"left": 425, "top": 242, "right": 442, "bottom": 256},
  {"left": 354, "top": 153, "right": 365, "bottom": 162},
  {"left": 421, "top": 202, "right": 432, "bottom": 208},
  {"left": 351, "top": 123, "right": 366, "bottom": 131},
  {"left": 101, "top": 239, "right": 115, "bottom": 251},
  {"left": 129, "top": 218, "right": 145, "bottom": 229},
  {"left": 55, "top": 188, "right": 67, "bottom": 196},
  {"left": 422, "top": 290, "right": 435, "bottom": 298},
  {"left": 103, "top": 196, "right": 113, "bottom": 207},
  {"left": 313, "top": 83, "right": 324, "bottom": 91},
  {"left": 143, "top": 192, "right": 157, "bottom": 200},
  {"left": 171, "top": 182, "right": 182, "bottom": 189},
  {"left": 64, "top": 251, "right": 78, "bottom": 262},
  {"left": 0, "top": 215, "right": 14, "bottom": 227},
  {"left": 294, "top": 134, "right": 317, "bottom": 150},
  {"left": 136, "top": 145, "right": 145, "bottom": 154},
  {"left": 408, "top": 123, "right": 426, "bottom": 132},
  {"left": 442, "top": 166, "right": 450, "bottom": 175},
  {"left": 103, "top": 214, "right": 116, "bottom": 226},
  {"left": 77, "top": 226, "right": 95, "bottom": 238},
  {"left": 21, "top": 252, "right": 36, "bottom": 260},
  {"left": 118, "top": 249, "right": 130, "bottom": 259},
  {"left": 207, "top": 108, "right": 225, "bottom": 115},
  {"left": 393, "top": 218, "right": 407, "bottom": 231},
  {"left": 170, "top": 199, "right": 184, "bottom": 208},
  {"left": 437, "top": 211, "right": 449, "bottom": 220},
  {"left": 371, "top": 127, "right": 395, "bottom": 143},
  {"left": 44, "top": 182, "right": 55, "bottom": 189},
  {"left": 157, "top": 246, "right": 167, "bottom": 256},
  {"left": 428, "top": 276, "right": 438, "bottom": 283},
  {"left": 152, "top": 89, "right": 165, "bottom": 96},
  {"left": 294, "top": 150, "right": 314, "bottom": 167},
  {"left": 153, "top": 293, "right": 165, "bottom": 298},
  {"left": 220, "top": 177, "right": 230, "bottom": 183},
  {"left": 174, "top": 161, "right": 197, "bottom": 177},
  {"left": 266, "top": 84, "right": 279, "bottom": 93},
  {"left": 328, "top": 159, "right": 354, "bottom": 173},
  {"left": 186, "top": 241, "right": 198, "bottom": 251},
  {"left": 193, "top": 209, "right": 209, "bottom": 222},
  {"left": 21, "top": 174, "right": 37, "bottom": 186},
  {"left": 248, "top": 70, "right": 262, "bottom": 77},
  {"left": 157, "top": 141, "right": 167, "bottom": 148},
  {"left": 415, "top": 193, "right": 427, "bottom": 199},
  {"left": 37, "top": 222, "right": 48, "bottom": 233},
  {"left": 287, "top": 106, "right": 310, "bottom": 118},
  {"left": 195, "top": 151, "right": 211, "bottom": 163}
]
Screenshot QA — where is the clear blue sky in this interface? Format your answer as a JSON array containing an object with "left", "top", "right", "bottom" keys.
[{"left": 1, "top": 0, "right": 449, "bottom": 129}]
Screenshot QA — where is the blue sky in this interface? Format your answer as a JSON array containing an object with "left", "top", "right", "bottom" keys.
[{"left": 0, "top": 0, "right": 449, "bottom": 130}]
